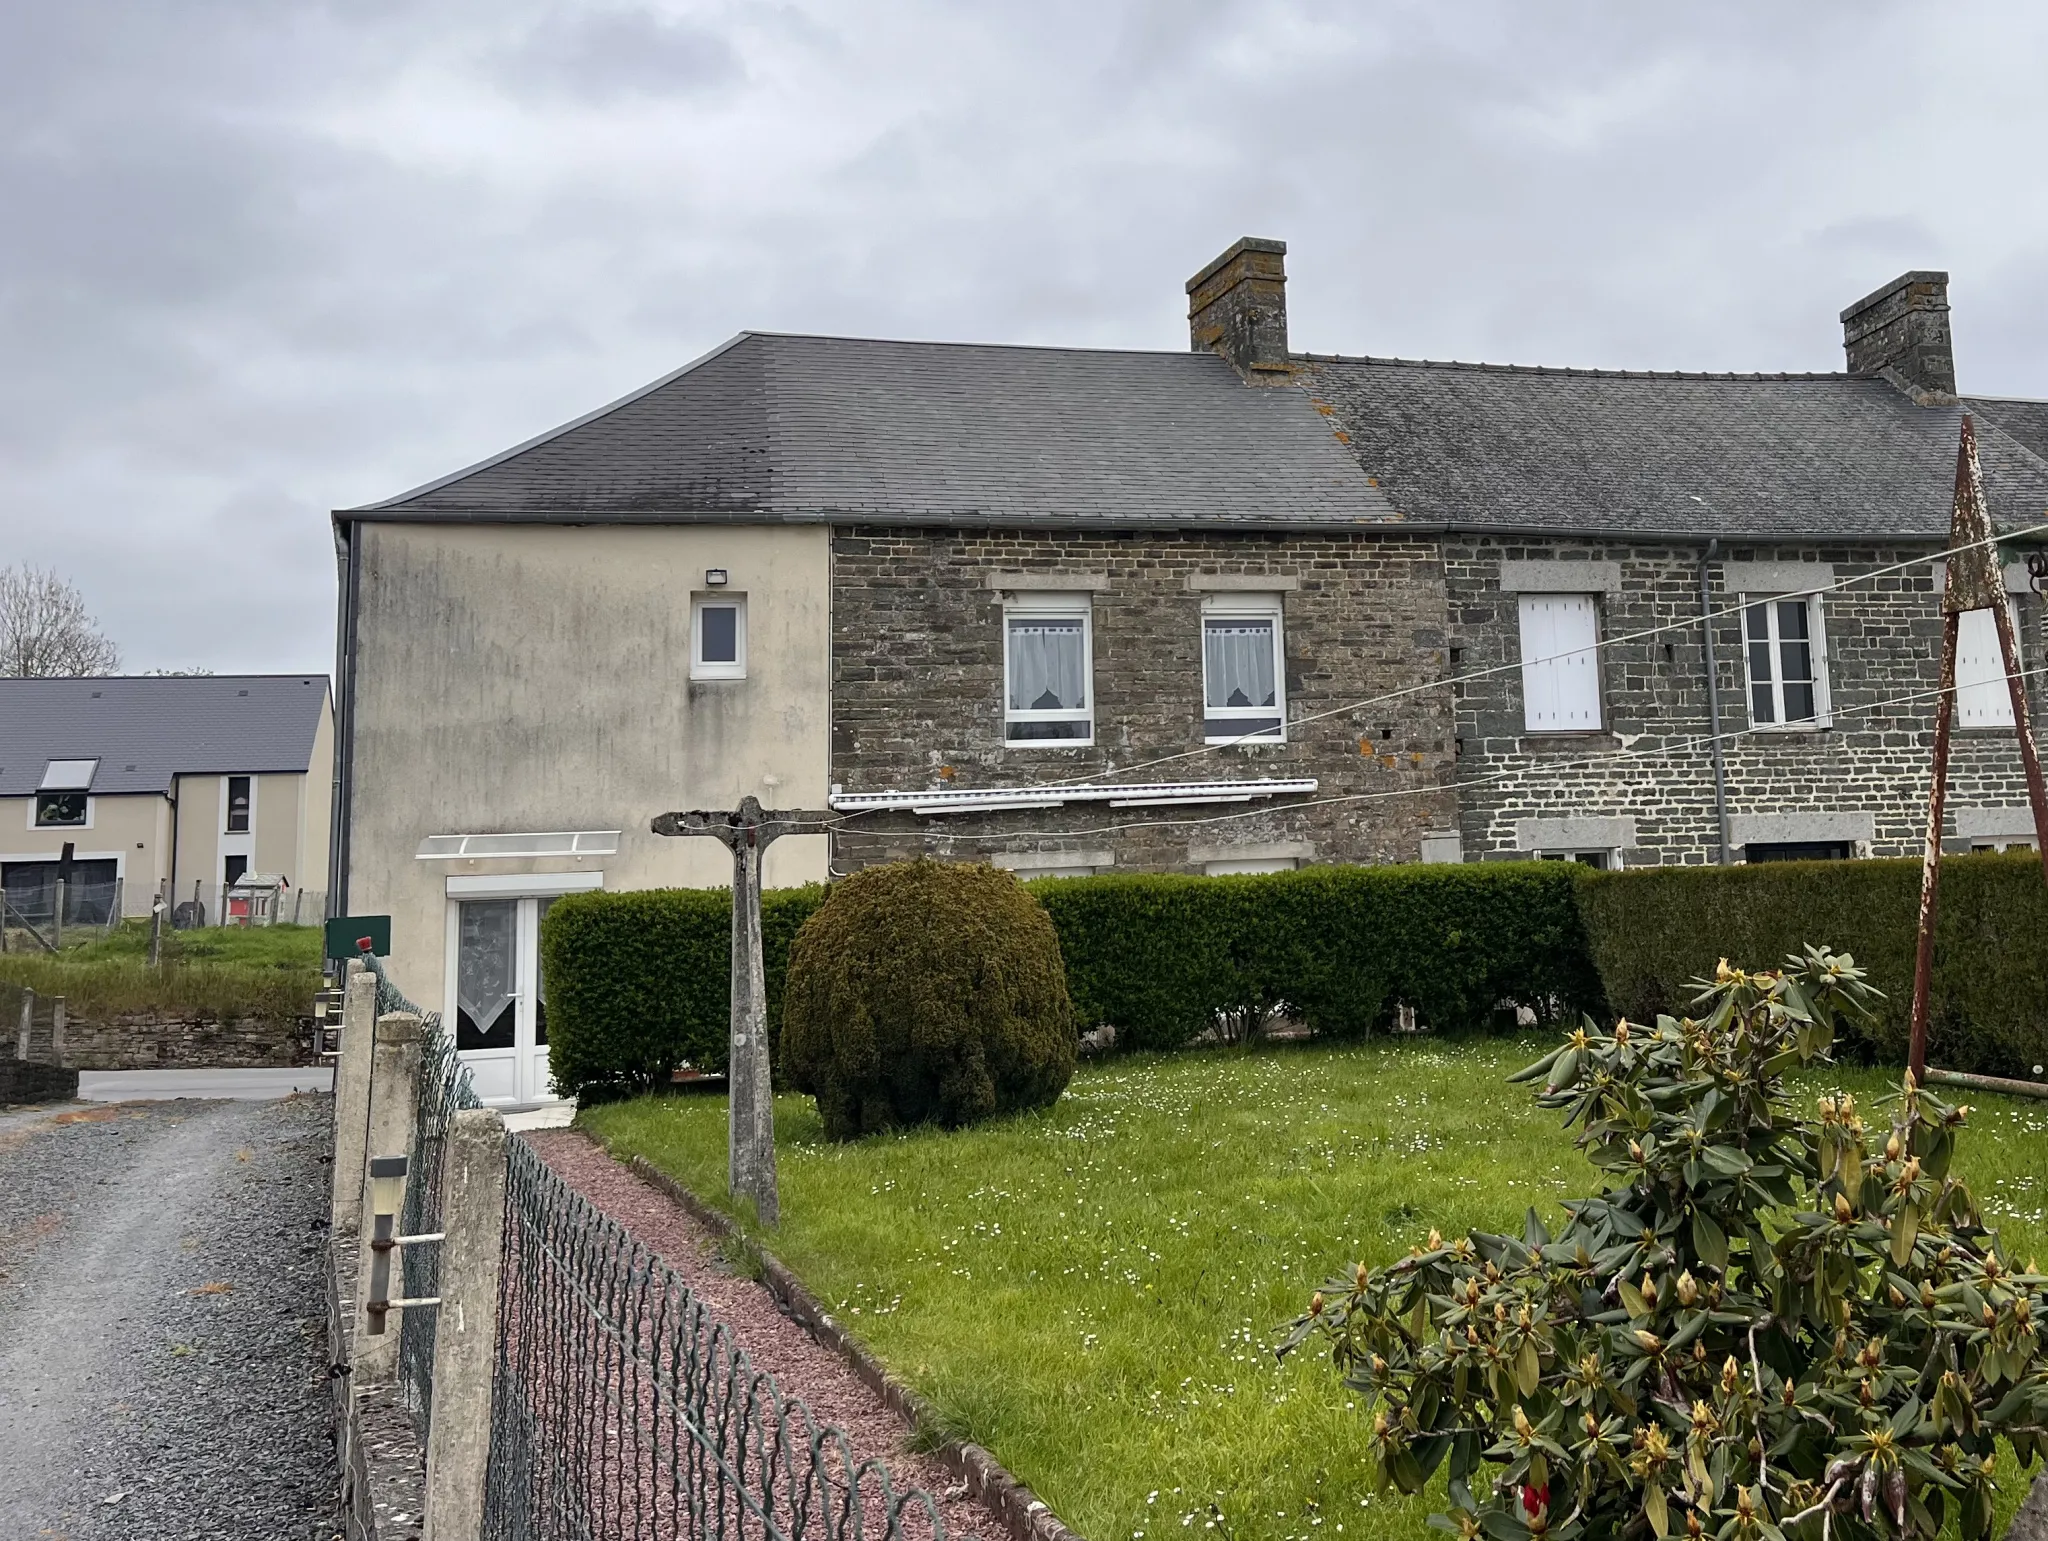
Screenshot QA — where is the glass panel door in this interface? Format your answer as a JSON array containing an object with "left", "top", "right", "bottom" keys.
[{"left": 451, "top": 895, "right": 568, "bottom": 1108}]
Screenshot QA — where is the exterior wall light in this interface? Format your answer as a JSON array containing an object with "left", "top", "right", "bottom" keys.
[{"left": 705, "top": 568, "right": 730, "bottom": 586}]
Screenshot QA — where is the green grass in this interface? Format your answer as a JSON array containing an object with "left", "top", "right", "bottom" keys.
[
  {"left": 0, "top": 921, "right": 322, "bottom": 1019},
  {"left": 582, "top": 1038, "right": 2048, "bottom": 1541}
]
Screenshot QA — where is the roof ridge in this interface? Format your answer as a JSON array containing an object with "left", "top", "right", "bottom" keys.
[
  {"left": 746, "top": 330, "right": 1208, "bottom": 360},
  {"left": 0, "top": 673, "right": 329, "bottom": 685},
  {"left": 1293, "top": 351, "right": 1862, "bottom": 383}
]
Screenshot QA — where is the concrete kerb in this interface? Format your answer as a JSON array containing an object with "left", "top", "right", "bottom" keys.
[{"left": 621, "top": 1152, "right": 1091, "bottom": 1541}]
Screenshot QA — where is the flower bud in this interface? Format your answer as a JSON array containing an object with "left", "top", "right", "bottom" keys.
[
  {"left": 1428, "top": 1228, "right": 1444, "bottom": 1251},
  {"left": 1641, "top": 1274, "right": 1659, "bottom": 1307},
  {"left": 1721, "top": 1356, "right": 1739, "bottom": 1394},
  {"left": 1310, "top": 1292, "right": 1324, "bottom": 1317},
  {"left": 1889, "top": 1284, "right": 1906, "bottom": 1307},
  {"left": 1675, "top": 1271, "right": 1698, "bottom": 1306},
  {"left": 1834, "top": 1193, "right": 1855, "bottom": 1223},
  {"left": 1885, "top": 1133, "right": 1902, "bottom": 1161}
]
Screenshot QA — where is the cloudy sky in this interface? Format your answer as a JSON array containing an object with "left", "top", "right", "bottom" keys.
[{"left": 4, "top": 0, "right": 2046, "bottom": 676}]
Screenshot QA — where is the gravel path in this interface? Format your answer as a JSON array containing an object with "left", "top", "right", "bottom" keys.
[
  {"left": 526, "top": 1130, "right": 996, "bottom": 1541},
  {"left": 0, "top": 1095, "right": 340, "bottom": 1540}
]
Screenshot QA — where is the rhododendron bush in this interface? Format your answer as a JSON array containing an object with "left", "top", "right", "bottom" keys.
[{"left": 1282, "top": 948, "right": 2048, "bottom": 1541}]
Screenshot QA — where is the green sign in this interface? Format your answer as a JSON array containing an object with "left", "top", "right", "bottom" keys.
[{"left": 325, "top": 914, "right": 392, "bottom": 962}]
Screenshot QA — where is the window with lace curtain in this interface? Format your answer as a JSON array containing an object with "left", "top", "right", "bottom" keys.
[
  {"left": 1003, "top": 594, "right": 1093, "bottom": 744},
  {"left": 1202, "top": 595, "right": 1286, "bottom": 743}
]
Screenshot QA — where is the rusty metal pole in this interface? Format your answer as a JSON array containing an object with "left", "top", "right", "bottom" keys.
[
  {"left": 1908, "top": 609, "right": 1959, "bottom": 1085},
  {"left": 652, "top": 797, "right": 830, "bottom": 1227}
]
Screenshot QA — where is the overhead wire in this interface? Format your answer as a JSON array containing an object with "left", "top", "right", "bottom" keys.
[{"left": 797, "top": 659, "right": 2048, "bottom": 844}]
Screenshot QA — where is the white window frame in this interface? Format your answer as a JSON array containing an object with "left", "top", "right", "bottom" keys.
[
  {"left": 1956, "top": 601, "right": 2020, "bottom": 729},
  {"left": 1203, "top": 857, "right": 1298, "bottom": 877},
  {"left": 222, "top": 773, "right": 256, "bottom": 836},
  {"left": 30, "top": 793, "right": 93, "bottom": 830},
  {"left": 1742, "top": 592, "right": 1833, "bottom": 730},
  {"left": 1003, "top": 592, "right": 1094, "bottom": 747},
  {"left": 691, "top": 594, "right": 747, "bottom": 681},
  {"left": 1533, "top": 849, "right": 1623, "bottom": 871},
  {"left": 1969, "top": 838, "right": 2037, "bottom": 854},
  {"left": 1200, "top": 593, "right": 1287, "bottom": 744},
  {"left": 1517, "top": 593, "right": 1603, "bottom": 733}
]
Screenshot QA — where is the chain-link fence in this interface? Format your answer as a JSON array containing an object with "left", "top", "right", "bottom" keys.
[
  {"left": 482, "top": 1137, "right": 946, "bottom": 1541},
  {"left": 399, "top": 1020, "right": 482, "bottom": 1438},
  {"left": 0, "top": 880, "right": 125, "bottom": 947}
]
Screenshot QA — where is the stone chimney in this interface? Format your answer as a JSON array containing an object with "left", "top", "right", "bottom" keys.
[
  {"left": 1840, "top": 270, "right": 1956, "bottom": 399},
  {"left": 1187, "top": 237, "right": 1290, "bottom": 381}
]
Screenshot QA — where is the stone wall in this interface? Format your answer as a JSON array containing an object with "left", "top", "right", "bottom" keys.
[
  {"left": 827, "top": 526, "right": 1458, "bottom": 872},
  {"left": 1444, "top": 536, "right": 2046, "bottom": 865},
  {"left": 0, "top": 1057, "right": 79, "bottom": 1103},
  {"left": 15, "top": 1011, "right": 312, "bottom": 1070}
]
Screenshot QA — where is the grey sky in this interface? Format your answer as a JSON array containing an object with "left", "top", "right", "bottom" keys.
[{"left": 3, "top": 1, "right": 2045, "bottom": 676}]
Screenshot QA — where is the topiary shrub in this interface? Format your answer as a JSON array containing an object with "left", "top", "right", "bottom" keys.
[
  {"left": 1283, "top": 947, "right": 2048, "bottom": 1541},
  {"left": 780, "top": 860, "right": 1075, "bottom": 1139}
]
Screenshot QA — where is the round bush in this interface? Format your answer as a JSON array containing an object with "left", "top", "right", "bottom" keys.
[{"left": 780, "top": 860, "right": 1076, "bottom": 1139}]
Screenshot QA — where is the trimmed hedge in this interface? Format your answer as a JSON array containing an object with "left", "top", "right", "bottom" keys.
[
  {"left": 1578, "top": 851, "right": 2048, "bottom": 1077},
  {"left": 541, "top": 884, "right": 825, "bottom": 1098},
  {"left": 1032, "top": 862, "right": 1604, "bottom": 1050},
  {"left": 539, "top": 853, "right": 2047, "bottom": 1096},
  {"left": 781, "top": 861, "right": 1075, "bottom": 1137}
]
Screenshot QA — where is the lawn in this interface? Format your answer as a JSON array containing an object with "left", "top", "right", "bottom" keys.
[
  {"left": 0, "top": 921, "right": 322, "bottom": 1019},
  {"left": 582, "top": 1038, "right": 2048, "bottom": 1541}
]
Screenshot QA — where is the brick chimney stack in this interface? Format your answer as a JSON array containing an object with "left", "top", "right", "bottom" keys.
[
  {"left": 1187, "top": 237, "right": 1290, "bottom": 382},
  {"left": 1840, "top": 271, "right": 1956, "bottom": 399}
]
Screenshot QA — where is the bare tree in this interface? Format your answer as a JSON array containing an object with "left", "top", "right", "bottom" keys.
[{"left": 0, "top": 564, "right": 122, "bottom": 677}]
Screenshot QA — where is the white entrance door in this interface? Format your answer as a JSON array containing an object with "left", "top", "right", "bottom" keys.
[{"left": 449, "top": 895, "right": 561, "bottom": 1107}]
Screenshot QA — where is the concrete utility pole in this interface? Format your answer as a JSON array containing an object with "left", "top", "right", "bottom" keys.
[{"left": 652, "top": 796, "right": 827, "bottom": 1228}]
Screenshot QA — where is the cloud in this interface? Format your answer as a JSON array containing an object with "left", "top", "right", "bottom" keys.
[{"left": 1, "top": 0, "right": 2046, "bottom": 675}]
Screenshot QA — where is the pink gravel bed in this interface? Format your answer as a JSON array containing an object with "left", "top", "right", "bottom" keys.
[{"left": 524, "top": 1129, "right": 999, "bottom": 1541}]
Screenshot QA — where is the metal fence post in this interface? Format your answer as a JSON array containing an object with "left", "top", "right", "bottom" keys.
[
  {"left": 49, "top": 998, "right": 65, "bottom": 1066},
  {"left": 332, "top": 962, "right": 377, "bottom": 1234},
  {"left": 355, "top": 1011, "right": 423, "bottom": 1382},
  {"left": 15, "top": 986, "right": 32, "bottom": 1059},
  {"left": 422, "top": 1108, "right": 508, "bottom": 1541}
]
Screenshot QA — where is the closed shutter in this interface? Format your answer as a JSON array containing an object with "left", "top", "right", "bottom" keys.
[
  {"left": 1518, "top": 594, "right": 1602, "bottom": 731},
  {"left": 1956, "top": 605, "right": 2017, "bottom": 728}
]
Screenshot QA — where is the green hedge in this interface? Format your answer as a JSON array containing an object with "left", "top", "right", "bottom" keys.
[
  {"left": 1032, "top": 863, "right": 1604, "bottom": 1050},
  {"left": 1578, "top": 852, "right": 2048, "bottom": 1077},
  {"left": 541, "top": 885, "right": 825, "bottom": 1098},
  {"left": 539, "top": 854, "right": 2047, "bottom": 1095}
]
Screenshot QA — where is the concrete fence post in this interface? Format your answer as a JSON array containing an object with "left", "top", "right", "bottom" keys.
[
  {"left": 422, "top": 1108, "right": 509, "bottom": 1541},
  {"left": 15, "top": 986, "right": 31, "bottom": 1059},
  {"left": 49, "top": 997, "right": 65, "bottom": 1066},
  {"left": 354, "top": 1011, "right": 423, "bottom": 1383},
  {"left": 331, "top": 962, "right": 377, "bottom": 1234}
]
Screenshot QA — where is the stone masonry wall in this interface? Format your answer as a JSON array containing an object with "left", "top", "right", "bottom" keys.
[
  {"left": 14, "top": 1010, "right": 311, "bottom": 1070},
  {"left": 828, "top": 527, "right": 1457, "bottom": 872},
  {"left": 1446, "top": 536, "right": 2046, "bottom": 865}
]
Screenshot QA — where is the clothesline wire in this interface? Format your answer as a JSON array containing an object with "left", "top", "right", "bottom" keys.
[
  {"left": 774, "top": 657, "right": 2048, "bottom": 844},
  {"left": 1042, "top": 526, "right": 2028, "bottom": 788}
]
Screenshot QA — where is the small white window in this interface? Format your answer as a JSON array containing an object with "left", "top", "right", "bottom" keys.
[
  {"left": 691, "top": 596, "right": 746, "bottom": 680},
  {"left": 1743, "top": 594, "right": 1831, "bottom": 728},
  {"left": 1956, "top": 604, "right": 2019, "bottom": 728},
  {"left": 1971, "top": 838, "right": 2037, "bottom": 853},
  {"left": 1004, "top": 594, "right": 1093, "bottom": 745},
  {"left": 1534, "top": 849, "right": 1620, "bottom": 871},
  {"left": 1202, "top": 595, "right": 1286, "bottom": 743},
  {"left": 1517, "top": 594, "right": 1602, "bottom": 732}
]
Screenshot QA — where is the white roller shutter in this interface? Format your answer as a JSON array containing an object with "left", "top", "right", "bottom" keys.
[
  {"left": 1519, "top": 594, "right": 1602, "bottom": 732},
  {"left": 1956, "top": 605, "right": 2017, "bottom": 728}
]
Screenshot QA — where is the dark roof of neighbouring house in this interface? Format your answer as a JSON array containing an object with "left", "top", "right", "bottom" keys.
[
  {"left": 1298, "top": 357, "right": 2048, "bottom": 540},
  {"left": 0, "top": 675, "right": 330, "bottom": 797},
  {"left": 343, "top": 333, "right": 1398, "bottom": 531}
]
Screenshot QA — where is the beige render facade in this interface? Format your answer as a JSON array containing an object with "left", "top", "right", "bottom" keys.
[
  {"left": 338, "top": 520, "right": 831, "bottom": 1078},
  {"left": 0, "top": 676, "right": 333, "bottom": 923}
]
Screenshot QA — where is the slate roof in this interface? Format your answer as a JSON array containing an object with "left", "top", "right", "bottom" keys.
[
  {"left": 1297, "top": 357, "right": 2048, "bottom": 540},
  {"left": 0, "top": 675, "right": 330, "bottom": 797},
  {"left": 1966, "top": 395, "right": 2048, "bottom": 466},
  {"left": 346, "top": 333, "right": 1398, "bottom": 531}
]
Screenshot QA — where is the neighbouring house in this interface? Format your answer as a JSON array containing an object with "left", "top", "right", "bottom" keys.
[
  {"left": 0, "top": 674, "right": 334, "bottom": 928},
  {"left": 330, "top": 238, "right": 2046, "bottom": 1104},
  {"left": 1302, "top": 267, "right": 2048, "bottom": 868}
]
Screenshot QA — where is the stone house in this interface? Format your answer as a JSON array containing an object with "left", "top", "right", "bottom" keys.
[
  {"left": 330, "top": 239, "right": 2046, "bottom": 1101},
  {"left": 1299, "top": 267, "right": 2048, "bottom": 867},
  {"left": 0, "top": 674, "right": 333, "bottom": 926}
]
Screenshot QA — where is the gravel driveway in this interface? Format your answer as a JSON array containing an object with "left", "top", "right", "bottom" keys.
[{"left": 0, "top": 1095, "right": 339, "bottom": 1539}]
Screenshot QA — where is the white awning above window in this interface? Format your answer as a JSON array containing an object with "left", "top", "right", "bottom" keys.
[
  {"left": 39, "top": 758, "right": 98, "bottom": 790},
  {"left": 828, "top": 778, "right": 1317, "bottom": 817},
  {"left": 416, "top": 830, "right": 621, "bottom": 860}
]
